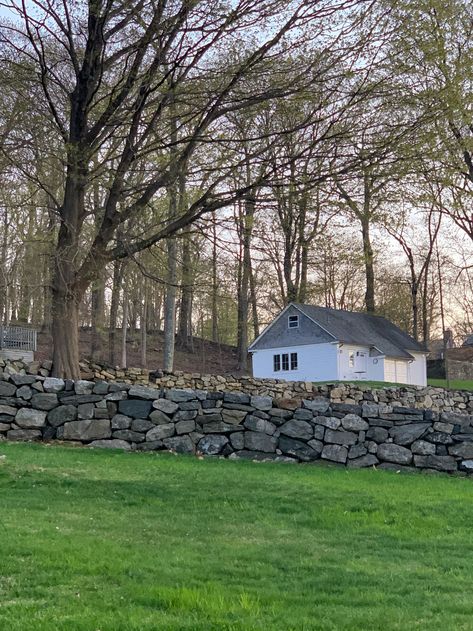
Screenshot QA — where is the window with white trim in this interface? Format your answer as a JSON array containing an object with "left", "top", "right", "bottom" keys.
[
  {"left": 288, "top": 315, "right": 299, "bottom": 329},
  {"left": 349, "top": 351, "right": 355, "bottom": 368},
  {"left": 273, "top": 352, "right": 298, "bottom": 372}
]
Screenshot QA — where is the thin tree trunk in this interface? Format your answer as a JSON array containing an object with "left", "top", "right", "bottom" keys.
[
  {"left": 237, "top": 192, "right": 255, "bottom": 371},
  {"left": 140, "top": 281, "right": 147, "bottom": 368},
  {"left": 177, "top": 232, "right": 193, "bottom": 349},
  {"left": 90, "top": 269, "right": 105, "bottom": 359},
  {"left": 121, "top": 292, "right": 128, "bottom": 368},
  {"left": 249, "top": 258, "right": 259, "bottom": 338},
  {"left": 109, "top": 260, "right": 125, "bottom": 365},
  {"left": 211, "top": 215, "right": 219, "bottom": 343},
  {"left": 361, "top": 216, "right": 375, "bottom": 313}
]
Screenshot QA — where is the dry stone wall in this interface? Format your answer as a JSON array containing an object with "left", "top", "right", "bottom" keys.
[{"left": 1, "top": 358, "right": 473, "bottom": 474}]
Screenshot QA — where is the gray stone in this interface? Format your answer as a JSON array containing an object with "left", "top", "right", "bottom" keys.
[
  {"left": 0, "top": 382, "right": 16, "bottom": 397},
  {"left": 321, "top": 444, "right": 348, "bottom": 464},
  {"left": 293, "top": 408, "right": 313, "bottom": 421},
  {"left": 307, "top": 439, "right": 324, "bottom": 454},
  {"left": 16, "top": 385, "right": 32, "bottom": 400},
  {"left": 131, "top": 418, "right": 154, "bottom": 433},
  {"left": 377, "top": 443, "right": 412, "bottom": 465},
  {"left": 230, "top": 432, "right": 245, "bottom": 450},
  {"left": 112, "top": 430, "right": 145, "bottom": 443},
  {"left": 411, "top": 440, "right": 436, "bottom": 456},
  {"left": 94, "top": 409, "right": 110, "bottom": 420},
  {"left": 31, "top": 393, "right": 58, "bottom": 411},
  {"left": 118, "top": 399, "right": 153, "bottom": 418},
  {"left": 279, "top": 436, "right": 321, "bottom": 461},
  {"left": 89, "top": 439, "right": 131, "bottom": 450},
  {"left": 224, "top": 391, "right": 250, "bottom": 404},
  {"left": 433, "top": 421, "right": 454, "bottom": 434},
  {"left": 111, "top": 414, "right": 131, "bottom": 430},
  {"left": 361, "top": 402, "right": 379, "bottom": 417},
  {"left": 0, "top": 405, "right": 16, "bottom": 416},
  {"left": 314, "top": 416, "right": 340, "bottom": 430},
  {"left": 389, "top": 423, "right": 430, "bottom": 446},
  {"left": 149, "top": 409, "right": 171, "bottom": 425},
  {"left": 366, "top": 426, "right": 389, "bottom": 443},
  {"left": 221, "top": 408, "right": 247, "bottom": 425},
  {"left": 175, "top": 420, "right": 196, "bottom": 435},
  {"left": 460, "top": 460, "right": 473, "bottom": 472},
  {"left": 104, "top": 391, "right": 128, "bottom": 401},
  {"left": 15, "top": 408, "right": 47, "bottom": 428},
  {"left": 152, "top": 399, "right": 179, "bottom": 415},
  {"left": 348, "top": 443, "right": 367, "bottom": 459},
  {"left": 347, "top": 454, "right": 379, "bottom": 468},
  {"left": 78, "top": 403, "right": 94, "bottom": 420},
  {"left": 43, "top": 378, "right": 65, "bottom": 393},
  {"left": 267, "top": 409, "right": 292, "bottom": 423},
  {"left": 63, "top": 419, "right": 111, "bottom": 441},
  {"left": 74, "top": 380, "right": 95, "bottom": 395},
  {"left": 10, "top": 374, "right": 36, "bottom": 385},
  {"left": 279, "top": 419, "right": 313, "bottom": 441},
  {"left": 244, "top": 432, "right": 277, "bottom": 453},
  {"left": 136, "top": 440, "right": 163, "bottom": 451},
  {"left": 0, "top": 422, "right": 10, "bottom": 431},
  {"left": 413, "top": 455, "right": 457, "bottom": 472},
  {"left": 202, "top": 421, "right": 243, "bottom": 433},
  {"left": 163, "top": 435, "right": 195, "bottom": 453},
  {"left": 165, "top": 388, "right": 197, "bottom": 403},
  {"left": 93, "top": 382, "right": 109, "bottom": 395},
  {"left": 198, "top": 435, "right": 228, "bottom": 455},
  {"left": 179, "top": 401, "right": 200, "bottom": 411},
  {"left": 60, "top": 394, "right": 102, "bottom": 405},
  {"left": 195, "top": 413, "right": 222, "bottom": 424},
  {"left": 129, "top": 385, "right": 160, "bottom": 400},
  {"left": 324, "top": 429, "right": 357, "bottom": 446},
  {"left": 250, "top": 395, "right": 273, "bottom": 411},
  {"left": 341, "top": 414, "right": 369, "bottom": 431},
  {"left": 313, "top": 425, "right": 325, "bottom": 440},
  {"left": 146, "top": 423, "right": 175, "bottom": 441},
  {"left": 244, "top": 415, "right": 276, "bottom": 435},
  {"left": 426, "top": 432, "right": 454, "bottom": 445},
  {"left": 441, "top": 411, "right": 471, "bottom": 425},
  {"left": 47, "top": 405, "right": 77, "bottom": 427},
  {"left": 7, "top": 428, "right": 41, "bottom": 441},
  {"left": 448, "top": 443, "right": 473, "bottom": 459},
  {"left": 302, "top": 398, "right": 330, "bottom": 414},
  {"left": 223, "top": 403, "right": 254, "bottom": 412},
  {"left": 174, "top": 410, "right": 198, "bottom": 421}
]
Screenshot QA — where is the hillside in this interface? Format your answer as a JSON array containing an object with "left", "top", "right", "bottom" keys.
[{"left": 35, "top": 328, "right": 241, "bottom": 375}]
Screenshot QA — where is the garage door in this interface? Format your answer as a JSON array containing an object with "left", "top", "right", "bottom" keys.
[{"left": 385, "top": 359, "right": 408, "bottom": 384}]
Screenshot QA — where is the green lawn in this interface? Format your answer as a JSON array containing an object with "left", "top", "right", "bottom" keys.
[
  {"left": 428, "top": 378, "right": 473, "bottom": 391},
  {"left": 2, "top": 444, "right": 473, "bottom": 630}
]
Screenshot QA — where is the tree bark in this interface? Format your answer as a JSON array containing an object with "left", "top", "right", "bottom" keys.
[
  {"left": 177, "top": 233, "right": 193, "bottom": 349},
  {"left": 361, "top": 216, "right": 375, "bottom": 313},
  {"left": 237, "top": 192, "right": 255, "bottom": 371},
  {"left": 90, "top": 269, "right": 105, "bottom": 359},
  {"left": 121, "top": 292, "right": 128, "bottom": 368},
  {"left": 109, "top": 260, "right": 125, "bottom": 365},
  {"left": 140, "top": 281, "right": 147, "bottom": 368}
]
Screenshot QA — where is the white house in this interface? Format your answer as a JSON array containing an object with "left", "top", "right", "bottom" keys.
[{"left": 248, "top": 304, "right": 428, "bottom": 386}]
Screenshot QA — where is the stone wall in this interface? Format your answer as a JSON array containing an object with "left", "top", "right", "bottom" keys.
[
  {"left": 448, "top": 359, "right": 473, "bottom": 381},
  {"left": 1, "top": 360, "right": 473, "bottom": 475}
]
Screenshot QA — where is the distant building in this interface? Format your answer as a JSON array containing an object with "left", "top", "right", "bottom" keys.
[
  {"left": 0, "top": 325, "right": 37, "bottom": 362},
  {"left": 249, "top": 304, "right": 428, "bottom": 386}
]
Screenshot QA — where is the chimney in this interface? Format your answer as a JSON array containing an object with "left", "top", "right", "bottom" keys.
[{"left": 443, "top": 329, "right": 454, "bottom": 349}]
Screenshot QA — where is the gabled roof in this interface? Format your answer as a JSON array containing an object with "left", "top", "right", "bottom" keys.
[
  {"left": 293, "top": 304, "right": 427, "bottom": 359},
  {"left": 249, "top": 303, "right": 428, "bottom": 359}
]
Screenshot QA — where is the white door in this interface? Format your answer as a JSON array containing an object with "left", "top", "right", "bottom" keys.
[{"left": 385, "top": 359, "right": 408, "bottom": 384}]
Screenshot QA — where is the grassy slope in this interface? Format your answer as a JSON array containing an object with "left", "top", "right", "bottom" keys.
[
  {"left": 428, "top": 378, "right": 473, "bottom": 391},
  {"left": 2, "top": 444, "right": 473, "bottom": 630}
]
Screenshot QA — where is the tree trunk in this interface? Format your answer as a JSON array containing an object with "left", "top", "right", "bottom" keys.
[
  {"left": 90, "top": 269, "right": 105, "bottom": 359},
  {"left": 140, "top": 282, "right": 147, "bottom": 368},
  {"left": 109, "top": 260, "right": 125, "bottom": 365},
  {"left": 121, "top": 292, "right": 128, "bottom": 368},
  {"left": 177, "top": 233, "right": 193, "bottom": 349},
  {"left": 51, "top": 257, "right": 81, "bottom": 379},
  {"left": 237, "top": 192, "right": 255, "bottom": 371},
  {"left": 361, "top": 216, "right": 375, "bottom": 313},
  {"left": 249, "top": 258, "right": 259, "bottom": 338},
  {"left": 211, "top": 216, "right": 219, "bottom": 343}
]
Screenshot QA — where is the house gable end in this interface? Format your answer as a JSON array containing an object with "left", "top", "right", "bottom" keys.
[{"left": 249, "top": 304, "right": 335, "bottom": 351}]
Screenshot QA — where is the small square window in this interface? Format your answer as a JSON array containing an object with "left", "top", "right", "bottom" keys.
[
  {"left": 282, "top": 353, "right": 289, "bottom": 370},
  {"left": 273, "top": 355, "right": 281, "bottom": 372},
  {"left": 349, "top": 351, "right": 355, "bottom": 368},
  {"left": 288, "top": 315, "right": 299, "bottom": 329},
  {"left": 290, "top": 352, "right": 298, "bottom": 370}
]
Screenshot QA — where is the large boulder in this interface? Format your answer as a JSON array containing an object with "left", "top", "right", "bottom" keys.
[
  {"left": 321, "top": 444, "right": 348, "bottom": 464},
  {"left": 413, "top": 455, "right": 457, "bottom": 472},
  {"left": 47, "top": 405, "right": 77, "bottom": 427},
  {"left": 88, "top": 439, "right": 131, "bottom": 450},
  {"left": 152, "top": 399, "right": 178, "bottom": 415},
  {"left": 377, "top": 443, "right": 412, "bottom": 465},
  {"left": 163, "top": 436, "right": 195, "bottom": 454},
  {"left": 279, "top": 419, "right": 313, "bottom": 441},
  {"left": 0, "top": 382, "right": 16, "bottom": 397},
  {"left": 389, "top": 423, "right": 430, "bottom": 446},
  {"left": 128, "top": 385, "right": 161, "bottom": 400},
  {"left": 7, "top": 428, "right": 41, "bottom": 441},
  {"left": 198, "top": 435, "right": 229, "bottom": 455},
  {"left": 31, "top": 393, "right": 58, "bottom": 411},
  {"left": 15, "top": 408, "right": 47, "bottom": 428},
  {"left": 324, "top": 429, "right": 357, "bottom": 446},
  {"left": 62, "top": 419, "right": 111, "bottom": 441},
  {"left": 43, "top": 378, "right": 65, "bottom": 393},
  {"left": 279, "top": 436, "right": 321, "bottom": 461},
  {"left": 250, "top": 395, "right": 273, "bottom": 411},
  {"left": 244, "top": 415, "right": 276, "bottom": 435},
  {"left": 146, "top": 423, "right": 175, "bottom": 441},
  {"left": 118, "top": 399, "right": 153, "bottom": 418},
  {"left": 341, "top": 414, "right": 369, "bottom": 432},
  {"left": 244, "top": 432, "right": 277, "bottom": 453}
]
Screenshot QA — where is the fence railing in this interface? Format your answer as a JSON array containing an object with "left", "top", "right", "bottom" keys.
[{"left": 0, "top": 326, "right": 37, "bottom": 351}]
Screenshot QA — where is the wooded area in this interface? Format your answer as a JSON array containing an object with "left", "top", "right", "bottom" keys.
[{"left": 0, "top": 0, "right": 472, "bottom": 377}]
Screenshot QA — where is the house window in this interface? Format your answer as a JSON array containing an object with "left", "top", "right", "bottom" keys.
[
  {"left": 291, "top": 352, "right": 298, "bottom": 370},
  {"left": 273, "top": 355, "right": 281, "bottom": 372},
  {"left": 282, "top": 353, "right": 289, "bottom": 370},
  {"left": 274, "top": 352, "right": 298, "bottom": 372},
  {"left": 288, "top": 315, "right": 299, "bottom": 329},
  {"left": 349, "top": 351, "right": 355, "bottom": 368}
]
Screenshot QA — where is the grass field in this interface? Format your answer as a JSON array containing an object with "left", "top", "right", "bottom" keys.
[
  {"left": 428, "top": 378, "right": 473, "bottom": 391},
  {"left": 2, "top": 444, "right": 473, "bottom": 630}
]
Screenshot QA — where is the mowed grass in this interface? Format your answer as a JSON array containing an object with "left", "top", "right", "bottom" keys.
[
  {"left": 428, "top": 378, "right": 473, "bottom": 391},
  {"left": 2, "top": 445, "right": 473, "bottom": 630}
]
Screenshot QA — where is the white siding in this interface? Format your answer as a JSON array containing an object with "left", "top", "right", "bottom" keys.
[
  {"left": 384, "top": 358, "right": 409, "bottom": 384},
  {"left": 337, "top": 345, "right": 384, "bottom": 382},
  {"left": 251, "top": 343, "right": 338, "bottom": 382},
  {"left": 408, "top": 352, "right": 427, "bottom": 386}
]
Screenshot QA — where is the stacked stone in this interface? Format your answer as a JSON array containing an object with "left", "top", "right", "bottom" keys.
[{"left": 1, "top": 369, "right": 473, "bottom": 475}]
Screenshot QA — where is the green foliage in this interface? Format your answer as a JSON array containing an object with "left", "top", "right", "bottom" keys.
[{"left": 2, "top": 443, "right": 473, "bottom": 629}]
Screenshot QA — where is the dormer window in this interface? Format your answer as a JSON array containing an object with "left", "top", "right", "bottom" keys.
[{"left": 288, "top": 315, "right": 299, "bottom": 329}]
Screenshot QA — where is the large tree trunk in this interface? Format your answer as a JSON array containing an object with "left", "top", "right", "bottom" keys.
[
  {"left": 360, "top": 216, "right": 375, "bottom": 313},
  {"left": 236, "top": 192, "right": 255, "bottom": 371}
]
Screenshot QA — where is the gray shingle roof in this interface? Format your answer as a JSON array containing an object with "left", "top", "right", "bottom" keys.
[{"left": 292, "top": 304, "right": 427, "bottom": 359}]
